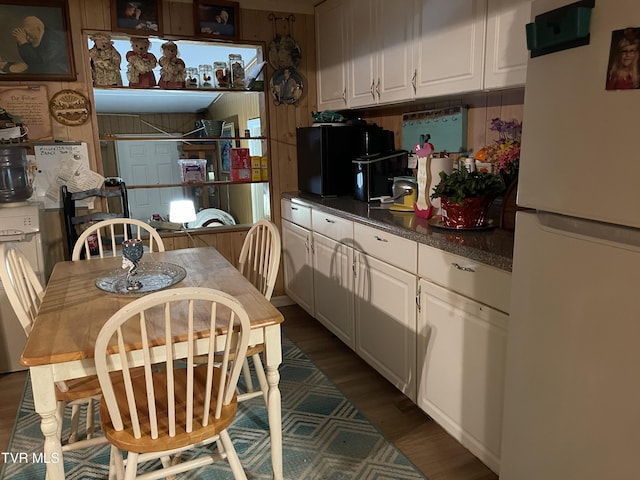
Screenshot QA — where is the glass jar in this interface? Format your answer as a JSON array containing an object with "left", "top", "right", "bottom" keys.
[
  {"left": 185, "top": 67, "right": 199, "bottom": 88},
  {"left": 213, "top": 61, "right": 229, "bottom": 88},
  {"left": 228, "top": 54, "right": 245, "bottom": 89},
  {"left": 198, "top": 64, "right": 213, "bottom": 88}
]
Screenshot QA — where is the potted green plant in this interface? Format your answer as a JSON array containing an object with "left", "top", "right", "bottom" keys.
[{"left": 430, "top": 167, "right": 505, "bottom": 228}]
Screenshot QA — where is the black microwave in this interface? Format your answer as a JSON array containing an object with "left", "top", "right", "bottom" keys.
[{"left": 296, "top": 124, "right": 393, "bottom": 197}]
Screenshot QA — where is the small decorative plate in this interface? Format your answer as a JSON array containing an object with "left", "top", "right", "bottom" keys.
[
  {"left": 270, "top": 66, "right": 303, "bottom": 105},
  {"left": 95, "top": 261, "right": 186, "bottom": 296},
  {"left": 49, "top": 89, "right": 91, "bottom": 126},
  {"left": 427, "top": 217, "right": 496, "bottom": 231}
]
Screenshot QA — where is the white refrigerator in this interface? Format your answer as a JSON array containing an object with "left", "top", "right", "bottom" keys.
[{"left": 500, "top": 1, "right": 640, "bottom": 479}]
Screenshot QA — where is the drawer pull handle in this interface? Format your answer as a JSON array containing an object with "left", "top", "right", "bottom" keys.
[
  {"left": 324, "top": 218, "right": 335, "bottom": 223},
  {"left": 291, "top": 206, "right": 298, "bottom": 211},
  {"left": 374, "top": 236, "right": 388, "bottom": 242},
  {"left": 452, "top": 262, "right": 475, "bottom": 273}
]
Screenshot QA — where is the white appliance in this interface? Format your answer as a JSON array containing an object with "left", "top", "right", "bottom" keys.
[
  {"left": 500, "top": 1, "right": 640, "bottom": 479},
  {"left": 0, "top": 202, "right": 45, "bottom": 373}
]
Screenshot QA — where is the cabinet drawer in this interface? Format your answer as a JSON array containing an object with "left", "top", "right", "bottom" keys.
[
  {"left": 418, "top": 244, "right": 511, "bottom": 313},
  {"left": 354, "top": 223, "right": 417, "bottom": 274},
  {"left": 312, "top": 209, "right": 353, "bottom": 242},
  {"left": 281, "top": 199, "right": 311, "bottom": 229}
]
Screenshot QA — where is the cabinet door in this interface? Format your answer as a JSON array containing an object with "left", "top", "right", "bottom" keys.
[
  {"left": 414, "top": 0, "right": 487, "bottom": 98},
  {"left": 417, "top": 278, "right": 508, "bottom": 474},
  {"left": 376, "top": 0, "right": 415, "bottom": 104},
  {"left": 354, "top": 251, "right": 417, "bottom": 401},
  {"left": 316, "top": 0, "right": 349, "bottom": 110},
  {"left": 312, "top": 233, "right": 355, "bottom": 348},
  {"left": 347, "top": 0, "right": 378, "bottom": 107},
  {"left": 282, "top": 220, "right": 314, "bottom": 316},
  {"left": 484, "top": 0, "right": 531, "bottom": 89}
]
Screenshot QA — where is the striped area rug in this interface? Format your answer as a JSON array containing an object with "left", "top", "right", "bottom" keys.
[{"left": 1, "top": 334, "right": 426, "bottom": 479}]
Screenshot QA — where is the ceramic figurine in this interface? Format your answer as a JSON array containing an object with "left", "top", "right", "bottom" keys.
[
  {"left": 89, "top": 32, "right": 122, "bottom": 86},
  {"left": 126, "top": 36, "right": 157, "bottom": 87},
  {"left": 158, "top": 41, "right": 186, "bottom": 89}
]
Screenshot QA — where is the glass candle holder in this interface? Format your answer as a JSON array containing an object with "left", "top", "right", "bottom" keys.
[
  {"left": 199, "top": 64, "right": 213, "bottom": 88},
  {"left": 122, "top": 238, "right": 144, "bottom": 291},
  {"left": 185, "top": 67, "right": 199, "bottom": 88}
]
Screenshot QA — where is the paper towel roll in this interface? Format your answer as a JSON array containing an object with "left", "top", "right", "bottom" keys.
[{"left": 428, "top": 156, "right": 453, "bottom": 214}]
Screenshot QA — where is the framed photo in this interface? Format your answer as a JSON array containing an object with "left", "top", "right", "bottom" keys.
[
  {"left": 111, "top": 0, "right": 163, "bottom": 36},
  {"left": 0, "top": 0, "right": 76, "bottom": 81},
  {"left": 194, "top": 0, "right": 239, "bottom": 40}
]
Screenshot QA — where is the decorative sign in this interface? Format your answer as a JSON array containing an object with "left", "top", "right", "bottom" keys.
[
  {"left": 49, "top": 89, "right": 91, "bottom": 126},
  {"left": 0, "top": 85, "right": 52, "bottom": 140}
]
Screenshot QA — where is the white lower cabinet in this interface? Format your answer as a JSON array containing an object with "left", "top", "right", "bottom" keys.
[
  {"left": 312, "top": 232, "right": 355, "bottom": 348},
  {"left": 282, "top": 219, "right": 314, "bottom": 316},
  {"left": 417, "top": 278, "right": 508, "bottom": 474},
  {"left": 354, "top": 250, "right": 417, "bottom": 401}
]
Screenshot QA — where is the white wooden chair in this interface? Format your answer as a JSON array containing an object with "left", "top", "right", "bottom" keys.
[
  {"left": 235, "top": 219, "right": 281, "bottom": 403},
  {"left": 94, "top": 287, "right": 251, "bottom": 480},
  {"left": 71, "top": 218, "right": 165, "bottom": 261},
  {"left": 0, "top": 243, "right": 106, "bottom": 450}
]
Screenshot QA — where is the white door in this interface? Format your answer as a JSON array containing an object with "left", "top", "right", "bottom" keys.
[
  {"left": 316, "top": 0, "right": 349, "bottom": 110},
  {"left": 414, "top": 0, "right": 487, "bottom": 98},
  {"left": 484, "top": 0, "right": 531, "bottom": 89},
  {"left": 282, "top": 220, "right": 315, "bottom": 316},
  {"left": 347, "top": 0, "right": 377, "bottom": 107},
  {"left": 354, "top": 251, "right": 417, "bottom": 400},
  {"left": 417, "top": 278, "right": 508, "bottom": 473},
  {"left": 312, "top": 232, "right": 355, "bottom": 348},
  {"left": 376, "top": 0, "right": 415, "bottom": 104},
  {"left": 115, "top": 140, "right": 182, "bottom": 221}
]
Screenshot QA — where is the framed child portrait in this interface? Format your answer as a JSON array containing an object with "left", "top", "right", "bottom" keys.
[
  {"left": 111, "top": 0, "right": 163, "bottom": 36},
  {"left": 194, "top": 0, "right": 239, "bottom": 40},
  {"left": 0, "top": 0, "right": 76, "bottom": 81}
]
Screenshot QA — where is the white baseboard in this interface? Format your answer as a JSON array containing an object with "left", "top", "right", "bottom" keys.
[{"left": 271, "top": 295, "right": 295, "bottom": 307}]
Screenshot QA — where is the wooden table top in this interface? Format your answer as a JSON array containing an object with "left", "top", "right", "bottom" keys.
[{"left": 21, "top": 247, "right": 283, "bottom": 367}]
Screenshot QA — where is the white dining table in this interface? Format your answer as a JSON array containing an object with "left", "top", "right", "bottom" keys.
[{"left": 20, "top": 247, "right": 285, "bottom": 480}]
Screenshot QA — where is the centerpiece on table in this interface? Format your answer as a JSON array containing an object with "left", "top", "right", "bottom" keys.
[{"left": 430, "top": 167, "right": 505, "bottom": 228}]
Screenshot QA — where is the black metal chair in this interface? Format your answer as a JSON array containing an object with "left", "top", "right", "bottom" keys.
[{"left": 62, "top": 178, "right": 130, "bottom": 260}]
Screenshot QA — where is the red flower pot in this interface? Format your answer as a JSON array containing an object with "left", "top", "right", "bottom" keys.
[{"left": 440, "top": 196, "right": 494, "bottom": 228}]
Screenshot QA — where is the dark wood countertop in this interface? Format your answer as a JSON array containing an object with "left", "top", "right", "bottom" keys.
[{"left": 282, "top": 192, "right": 515, "bottom": 272}]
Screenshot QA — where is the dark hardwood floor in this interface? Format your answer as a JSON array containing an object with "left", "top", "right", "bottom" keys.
[{"left": 0, "top": 304, "right": 497, "bottom": 480}]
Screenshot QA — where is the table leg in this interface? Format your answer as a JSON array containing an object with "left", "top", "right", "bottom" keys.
[
  {"left": 263, "top": 325, "right": 283, "bottom": 480},
  {"left": 30, "top": 366, "right": 64, "bottom": 479}
]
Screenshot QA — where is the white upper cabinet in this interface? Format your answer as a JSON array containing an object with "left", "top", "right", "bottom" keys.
[
  {"left": 316, "top": 0, "right": 349, "bottom": 110},
  {"left": 347, "top": 0, "right": 415, "bottom": 107},
  {"left": 484, "top": 0, "right": 531, "bottom": 89},
  {"left": 413, "top": 0, "right": 488, "bottom": 98}
]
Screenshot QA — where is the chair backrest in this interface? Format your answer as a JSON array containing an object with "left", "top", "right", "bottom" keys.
[
  {"left": 72, "top": 218, "right": 165, "bottom": 260},
  {"left": 94, "top": 287, "right": 251, "bottom": 438},
  {"left": 0, "top": 243, "right": 44, "bottom": 336},
  {"left": 62, "top": 180, "right": 130, "bottom": 259},
  {"left": 237, "top": 220, "right": 281, "bottom": 301}
]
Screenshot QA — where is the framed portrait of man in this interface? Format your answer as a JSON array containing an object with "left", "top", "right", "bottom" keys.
[
  {"left": 194, "top": 0, "right": 240, "bottom": 40},
  {"left": 111, "top": 0, "right": 163, "bottom": 36},
  {"left": 0, "top": 0, "right": 76, "bottom": 81}
]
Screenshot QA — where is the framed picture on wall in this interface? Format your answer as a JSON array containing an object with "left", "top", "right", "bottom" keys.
[
  {"left": 111, "top": 0, "right": 163, "bottom": 36},
  {"left": 194, "top": 0, "right": 239, "bottom": 40},
  {"left": 0, "top": 0, "right": 76, "bottom": 81}
]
